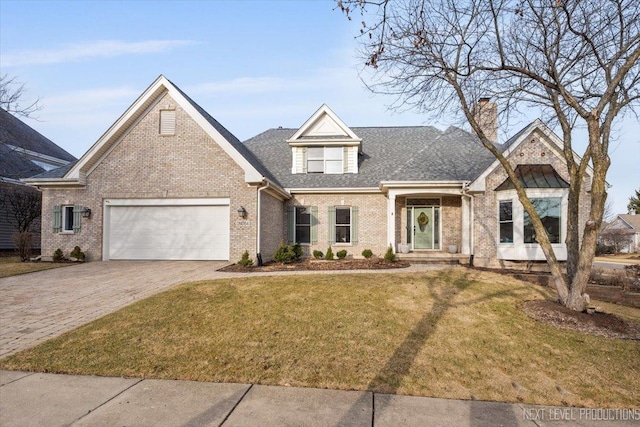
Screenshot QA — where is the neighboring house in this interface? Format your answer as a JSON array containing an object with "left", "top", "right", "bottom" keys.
[
  {"left": 0, "top": 108, "right": 76, "bottom": 250},
  {"left": 26, "top": 76, "right": 591, "bottom": 267},
  {"left": 601, "top": 214, "right": 640, "bottom": 253}
]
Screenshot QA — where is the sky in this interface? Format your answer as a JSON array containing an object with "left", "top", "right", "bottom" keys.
[{"left": 1, "top": 0, "right": 638, "bottom": 214}]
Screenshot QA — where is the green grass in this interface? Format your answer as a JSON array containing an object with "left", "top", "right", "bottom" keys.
[
  {"left": 1, "top": 268, "right": 638, "bottom": 407},
  {"left": 0, "top": 256, "right": 73, "bottom": 278}
]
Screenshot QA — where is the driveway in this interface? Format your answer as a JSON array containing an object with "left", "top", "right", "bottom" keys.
[{"left": 0, "top": 261, "right": 228, "bottom": 358}]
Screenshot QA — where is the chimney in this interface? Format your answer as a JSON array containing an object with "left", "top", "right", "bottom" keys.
[{"left": 472, "top": 98, "right": 498, "bottom": 144}]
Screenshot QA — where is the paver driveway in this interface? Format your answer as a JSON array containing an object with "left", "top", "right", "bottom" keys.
[{"left": 0, "top": 261, "right": 228, "bottom": 358}]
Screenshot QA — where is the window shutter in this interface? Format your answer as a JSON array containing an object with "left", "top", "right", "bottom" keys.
[
  {"left": 53, "top": 205, "right": 62, "bottom": 233},
  {"left": 73, "top": 205, "right": 82, "bottom": 233},
  {"left": 302, "top": 147, "right": 308, "bottom": 173},
  {"left": 327, "top": 206, "right": 336, "bottom": 245},
  {"left": 343, "top": 147, "right": 349, "bottom": 173},
  {"left": 310, "top": 206, "right": 318, "bottom": 244},
  {"left": 287, "top": 206, "right": 295, "bottom": 244},
  {"left": 351, "top": 206, "right": 359, "bottom": 244}
]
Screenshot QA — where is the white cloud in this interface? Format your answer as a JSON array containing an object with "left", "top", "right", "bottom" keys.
[{"left": 1, "top": 40, "right": 198, "bottom": 67}]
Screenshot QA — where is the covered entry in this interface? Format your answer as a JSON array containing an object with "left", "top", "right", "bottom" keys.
[{"left": 103, "top": 198, "right": 230, "bottom": 261}]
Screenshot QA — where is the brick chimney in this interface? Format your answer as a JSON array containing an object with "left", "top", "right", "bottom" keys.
[{"left": 472, "top": 98, "right": 498, "bottom": 144}]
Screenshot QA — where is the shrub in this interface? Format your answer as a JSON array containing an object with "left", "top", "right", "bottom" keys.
[
  {"left": 70, "top": 246, "right": 85, "bottom": 261},
  {"left": 53, "top": 248, "right": 65, "bottom": 263},
  {"left": 362, "top": 249, "right": 373, "bottom": 259},
  {"left": 337, "top": 249, "right": 347, "bottom": 259},
  {"left": 595, "top": 242, "right": 615, "bottom": 255},
  {"left": 292, "top": 243, "right": 303, "bottom": 259},
  {"left": 273, "top": 241, "right": 296, "bottom": 263},
  {"left": 238, "top": 250, "right": 254, "bottom": 267},
  {"left": 325, "top": 247, "right": 334, "bottom": 260},
  {"left": 313, "top": 250, "right": 324, "bottom": 259},
  {"left": 384, "top": 245, "right": 396, "bottom": 262},
  {"left": 12, "top": 231, "right": 33, "bottom": 262}
]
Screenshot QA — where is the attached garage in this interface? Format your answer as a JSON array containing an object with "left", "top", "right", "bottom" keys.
[{"left": 103, "top": 198, "right": 230, "bottom": 261}]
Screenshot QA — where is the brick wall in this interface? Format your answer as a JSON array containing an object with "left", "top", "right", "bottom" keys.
[
  {"left": 259, "top": 191, "right": 285, "bottom": 261},
  {"left": 285, "top": 193, "right": 388, "bottom": 258},
  {"left": 41, "top": 93, "right": 258, "bottom": 261}
]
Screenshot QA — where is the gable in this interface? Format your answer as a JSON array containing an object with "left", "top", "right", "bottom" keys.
[
  {"left": 287, "top": 104, "right": 361, "bottom": 147},
  {"left": 27, "top": 75, "right": 275, "bottom": 188},
  {"left": 468, "top": 121, "right": 591, "bottom": 192}
]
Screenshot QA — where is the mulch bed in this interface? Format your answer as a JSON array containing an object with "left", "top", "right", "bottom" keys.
[
  {"left": 220, "top": 257, "right": 411, "bottom": 273},
  {"left": 521, "top": 300, "right": 640, "bottom": 340}
]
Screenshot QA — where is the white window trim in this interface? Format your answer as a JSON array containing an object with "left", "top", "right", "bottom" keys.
[
  {"left": 496, "top": 189, "right": 568, "bottom": 260},
  {"left": 61, "top": 205, "right": 75, "bottom": 233},
  {"left": 306, "top": 146, "right": 343, "bottom": 175},
  {"left": 334, "top": 206, "right": 352, "bottom": 245}
]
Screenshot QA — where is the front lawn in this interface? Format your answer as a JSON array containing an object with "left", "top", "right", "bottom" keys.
[
  {"left": 0, "top": 256, "right": 73, "bottom": 278},
  {"left": 1, "top": 269, "right": 638, "bottom": 407}
]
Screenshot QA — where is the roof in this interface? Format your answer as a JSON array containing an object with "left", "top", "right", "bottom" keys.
[
  {"left": 618, "top": 214, "right": 640, "bottom": 232},
  {"left": 494, "top": 164, "right": 570, "bottom": 191},
  {"left": 0, "top": 108, "right": 76, "bottom": 179},
  {"left": 243, "top": 125, "right": 496, "bottom": 188}
]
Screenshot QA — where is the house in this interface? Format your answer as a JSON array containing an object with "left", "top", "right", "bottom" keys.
[
  {"left": 0, "top": 108, "right": 76, "bottom": 250},
  {"left": 601, "top": 214, "right": 640, "bottom": 253},
  {"left": 26, "top": 76, "right": 591, "bottom": 267}
]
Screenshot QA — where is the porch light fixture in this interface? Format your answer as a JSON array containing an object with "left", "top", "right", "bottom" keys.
[
  {"left": 237, "top": 206, "right": 247, "bottom": 219},
  {"left": 81, "top": 207, "right": 92, "bottom": 218}
]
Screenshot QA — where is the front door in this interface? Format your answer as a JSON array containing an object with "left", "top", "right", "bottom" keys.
[{"left": 411, "top": 206, "right": 440, "bottom": 250}]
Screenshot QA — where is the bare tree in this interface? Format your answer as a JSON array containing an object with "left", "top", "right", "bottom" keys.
[
  {"left": 0, "top": 182, "right": 42, "bottom": 233},
  {"left": 338, "top": 0, "right": 640, "bottom": 311},
  {"left": 0, "top": 74, "right": 41, "bottom": 118},
  {"left": 600, "top": 228, "right": 634, "bottom": 253}
]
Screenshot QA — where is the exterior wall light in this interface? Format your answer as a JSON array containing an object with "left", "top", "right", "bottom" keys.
[
  {"left": 237, "top": 206, "right": 247, "bottom": 219},
  {"left": 81, "top": 207, "right": 92, "bottom": 218}
]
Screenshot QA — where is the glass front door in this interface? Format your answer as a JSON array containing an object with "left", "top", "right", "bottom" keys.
[{"left": 410, "top": 206, "right": 440, "bottom": 250}]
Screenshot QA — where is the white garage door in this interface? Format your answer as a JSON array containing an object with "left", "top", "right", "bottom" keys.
[{"left": 106, "top": 199, "right": 230, "bottom": 260}]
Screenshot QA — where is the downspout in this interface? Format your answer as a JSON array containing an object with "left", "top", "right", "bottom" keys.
[
  {"left": 256, "top": 180, "right": 270, "bottom": 266},
  {"left": 462, "top": 184, "right": 475, "bottom": 266}
]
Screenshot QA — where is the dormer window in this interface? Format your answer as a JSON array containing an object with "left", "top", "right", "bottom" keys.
[{"left": 307, "top": 147, "right": 343, "bottom": 174}]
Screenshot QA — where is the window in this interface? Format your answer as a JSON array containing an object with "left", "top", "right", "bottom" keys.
[
  {"left": 62, "top": 206, "right": 74, "bottom": 232},
  {"left": 328, "top": 206, "right": 358, "bottom": 245},
  {"left": 294, "top": 206, "right": 312, "bottom": 244},
  {"left": 54, "top": 205, "right": 80, "bottom": 233},
  {"left": 335, "top": 207, "right": 351, "bottom": 243},
  {"left": 307, "top": 147, "right": 342, "bottom": 174},
  {"left": 159, "top": 110, "right": 176, "bottom": 135},
  {"left": 499, "top": 201, "right": 513, "bottom": 243},
  {"left": 524, "top": 198, "right": 561, "bottom": 243}
]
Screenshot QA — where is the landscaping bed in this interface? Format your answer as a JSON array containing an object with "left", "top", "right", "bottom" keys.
[{"left": 221, "top": 257, "right": 410, "bottom": 272}]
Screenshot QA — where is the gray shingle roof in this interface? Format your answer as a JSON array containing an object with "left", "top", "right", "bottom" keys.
[
  {"left": 1, "top": 108, "right": 76, "bottom": 180},
  {"left": 0, "top": 108, "right": 76, "bottom": 163},
  {"left": 27, "top": 161, "right": 77, "bottom": 180},
  {"left": 243, "top": 125, "right": 496, "bottom": 188}
]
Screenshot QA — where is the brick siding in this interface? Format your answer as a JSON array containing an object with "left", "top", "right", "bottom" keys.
[{"left": 40, "top": 93, "right": 257, "bottom": 261}]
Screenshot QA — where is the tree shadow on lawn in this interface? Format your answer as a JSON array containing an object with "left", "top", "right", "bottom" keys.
[{"left": 336, "top": 271, "right": 531, "bottom": 425}]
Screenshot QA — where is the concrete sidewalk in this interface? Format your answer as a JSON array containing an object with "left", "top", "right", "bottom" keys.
[{"left": 1, "top": 371, "right": 637, "bottom": 426}]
